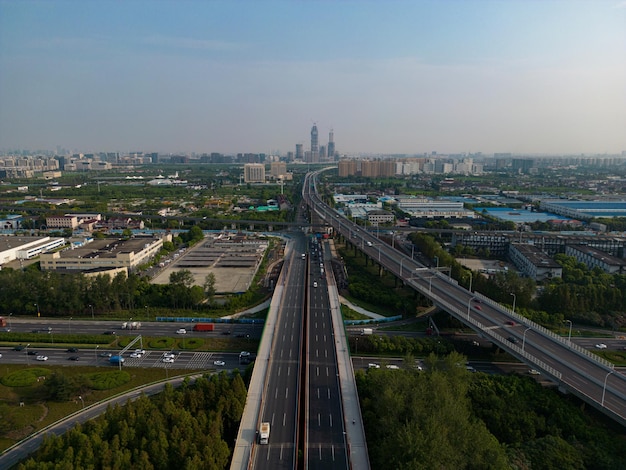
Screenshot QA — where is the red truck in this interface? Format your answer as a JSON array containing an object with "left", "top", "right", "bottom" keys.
[
  {"left": 0, "top": 317, "right": 6, "bottom": 327},
  {"left": 193, "top": 323, "right": 214, "bottom": 332}
]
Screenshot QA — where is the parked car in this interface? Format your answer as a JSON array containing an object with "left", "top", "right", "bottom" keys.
[{"left": 36, "top": 355, "right": 48, "bottom": 361}]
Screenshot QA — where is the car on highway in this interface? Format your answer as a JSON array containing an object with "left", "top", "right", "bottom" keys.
[
  {"left": 130, "top": 352, "right": 142, "bottom": 358},
  {"left": 528, "top": 369, "right": 541, "bottom": 375},
  {"left": 68, "top": 356, "right": 80, "bottom": 361},
  {"left": 386, "top": 365, "right": 400, "bottom": 370},
  {"left": 176, "top": 328, "right": 187, "bottom": 334},
  {"left": 474, "top": 305, "right": 482, "bottom": 310},
  {"left": 27, "top": 350, "right": 38, "bottom": 355},
  {"left": 213, "top": 360, "right": 225, "bottom": 366},
  {"left": 222, "top": 330, "right": 231, "bottom": 335},
  {"left": 506, "top": 320, "right": 516, "bottom": 326},
  {"left": 313, "top": 282, "right": 318, "bottom": 288},
  {"left": 99, "top": 352, "right": 112, "bottom": 357},
  {"left": 36, "top": 355, "right": 48, "bottom": 361},
  {"left": 13, "top": 345, "right": 25, "bottom": 351},
  {"left": 368, "top": 363, "right": 380, "bottom": 369},
  {"left": 67, "top": 347, "right": 79, "bottom": 353},
  {"left": 595, "top": 343, "right": 607, "bottom": 349},
  {"left": 0, "top": 353, "right": 2, "bottom": 358},
  {"left": 507, "top": 336, "right": 519, "bottom": 344},
  {"left": 162, "top": 357, "right": 175, "bottom": 363},
  {"left": 135, "top": 349, "right": 146, "bottom": 355},
  {"left": 163, "top": 352, "right": 175, "bottom": 359},
  {"left": 103, "top": 331, "right": 117, "bottom": 335}
]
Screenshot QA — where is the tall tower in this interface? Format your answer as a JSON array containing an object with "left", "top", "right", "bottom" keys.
[
  {"left": 327, "top": 129, "right": 335, "bottom": 161},
  {"left": 310, "top": 124, "right": 319, "bottom": 163}
]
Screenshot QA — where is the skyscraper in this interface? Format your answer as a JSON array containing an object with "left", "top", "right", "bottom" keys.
[
  {"left": 295, "top": 143, "right": 303, "bottom": 161},
  {"left": 310, "top": 124, "right": 319, "bottom": 163},
  {"left": 327, "top": 129, "right": 335, "bottom": 161}
]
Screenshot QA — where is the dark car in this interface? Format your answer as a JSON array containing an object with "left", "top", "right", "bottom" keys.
[
  {"left": 506, "top": 320, "right": 516, "bottom": 326},
  {"left": 473, "top": 305, "right": 482, "bottom": 310},
  {"left": 222, "top": 330, "right": 231, "bottom": 335},
  {"left": 13, "top": 345, "right": 25, "bottom": 351},
  {"left": 507, "top": 336, "right": 519, "bottom": 344},
  {"left": 103, "top": 331, "right": 117, "bottom": 335},
  {"left": 27, "top": 350, "right": 38, "bottom": 355},
  {"left": 67, "top": 347, "right": 79, "bottom": 353},
  {"left": 67, "top": 356, "right": 80, "bottom": 361}
]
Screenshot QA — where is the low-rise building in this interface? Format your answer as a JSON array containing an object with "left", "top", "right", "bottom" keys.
[
  {"left": 509, "top": 243, "right": 562, "bottom": 281},
  {"left": 565, "top": 245, "right": 626, "bottom": 274}
]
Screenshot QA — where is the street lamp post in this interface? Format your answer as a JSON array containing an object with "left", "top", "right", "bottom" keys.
[
  {"left": 68, "top": 317, "right": 73, "bottom": 334},
  {"left": 522, "top": 327, "right": 531, "bottom": 352},
  {"left": 510, "top": 293, "right": 517, "bottom": 315},
  {"left": 434, "top": 256, "right": 439, "bottom": 270},
  {"left": 564, "top": 320, "right": 573, "bottom": 343},
  {"left": 8, "top": 313, "right": 12, "bottom": 329},
  {"left": 34, "top": 303, "right": 40, "bottom": 318},
  {"left": 399, "top": 258, "right": 403, "bottom": 276},
  {"left": 468, "top": 271, "right": 473, "bottom": 293},
  {"left": 95, "top": 345, "right": 99, "bottom": 365},
  {"left": 25, "top": 343, "right": 30, "bottom": 365},
  {"left": 602, "top": 370, "right": 615, "bottom": 406},
  {"left": 355, "top": 337, "right": 358, "bottom": 355},
  {"left": 78, "top": 395, "right": 85, "bottom": 409},
  {"left": 89, "top": 304, "right": 94, "bottom": 320},
  {"left": 467, "top": 296, "right": 477, "bottom": 320}
]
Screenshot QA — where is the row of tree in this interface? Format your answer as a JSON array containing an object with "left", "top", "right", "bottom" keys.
[
  {"left": 358, "top": 352, "right": 626, "bottom": 469},
  {"left": 18, "top": 372, "right": 247, "bottom": 470}
]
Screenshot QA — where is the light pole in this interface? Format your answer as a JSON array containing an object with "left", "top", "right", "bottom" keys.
[
  {"left": 78, "top": 395, "right": 85, "bottom": 409},
  {"left": 564, "top": 320, "right": 573, "bottom": 343},
  {"left": 602, "top": 370, "right": 615, "bottom": 406},
  {"left": 522, "top": 327, "right": 531, "bottom": 352},
  {"left": 89, "top": 304, "right": 94, "bottom": 320},
  {"left": 95, "top": 345, "right": 99, "bottom": 365},
  {"left": 8, "top": 313, "right": 12, "bottom": 329},
  {"left": 434, "top": 256, "right": 439, "bottom": 270},
  {"left": 467, "top": 296, "right": 476, "bottom": 320},
  {"left": 399, "top": 258, "right": 403, "bottom": 276},
  {"left": 68, "top": 317, "right": 73, "bottom": 334},
  {"left": 34, "top": 303, "right": 40, "bottom": 318},
  {"left": 25, "top": 343, "right": 30, "bottom": 365},
  {"left": 355, "top": 337, "right": 358, "bottom": 355},
  {"left": 510, "top": 293, "right": 516, "bottom": 315},
  {"left": 468, "top": 271, "right": 473, "bottom": 293}
]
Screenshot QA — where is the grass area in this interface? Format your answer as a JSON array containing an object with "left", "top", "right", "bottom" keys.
[
  {"left": 341, "top": 305, "right": 371, "bottom": 321},
  {"left": 595, "top": 350, "right": 626, "bottom": 366},
  {"left": 0, "top": 364, "right": 206, "bottom": 452}
]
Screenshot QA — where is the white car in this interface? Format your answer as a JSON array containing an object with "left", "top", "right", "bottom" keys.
[
  {"left": 176, "top": 328, "right": 187, "bottom": 335},
  {"left": 528, "top": 369, "right": 541, "bottom": 375},
  {"left": 162, "top": 357, "right": 175, "bottom": 363},
  {"left": 313, "top": 282, "right": 318, "bottom": 288},
  {"left": 368, "top": 363, "right": 380, "bottom": 369},
  {"left": 36, "top": 355, "right": 48, "bottom": 361},
  {"left": 163, "top": 352, "right": 175, "bottom": 359},
  {"left": 213, "top": 360, "right": 225, "bottom": 366},
  {"left": 130, "top": 353, "right": 142, "bottom": 358},
  {"left": 595, "top": 343, "right": 608, "bottom": 349},
  {"left": 135, "top": 349, "right": 146, "bottom": 355},
  {"left": 386, "top": 365, "right": 400, "bottom": 370}
]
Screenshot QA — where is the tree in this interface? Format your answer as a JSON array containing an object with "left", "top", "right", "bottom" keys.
[
  {"left": 204, "top": 273, "right": 217, "bottom": 302},
  {"left": 169, "top": 270, "right": 195, "bottom": 289}
]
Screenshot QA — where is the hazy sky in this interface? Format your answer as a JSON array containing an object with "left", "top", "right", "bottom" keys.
[{"left": 1, "top": 1, "right": 625, "bottom": 155}]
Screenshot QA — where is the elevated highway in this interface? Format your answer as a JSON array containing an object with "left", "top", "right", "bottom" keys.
[{"left": 304, "top": 169, "right": 626, "bottom": 427}]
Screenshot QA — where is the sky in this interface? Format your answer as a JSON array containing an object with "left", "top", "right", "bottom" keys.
[{"left": 1, "top": 0, "right": 625, "bottom": 156}]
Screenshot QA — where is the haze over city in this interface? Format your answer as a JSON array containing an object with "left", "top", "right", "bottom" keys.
[{"left": 1, "top": 0, "right": 625, "bottom": 156}]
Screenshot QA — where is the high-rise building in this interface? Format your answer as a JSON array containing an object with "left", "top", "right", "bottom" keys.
[
  {"left": 310, "top": 124, "right": 319, "bottom": 163},
  {"left": 327, "top": 129, "right": 335, "bottom": 161},
  {"left": 244, "top": 163, "right": 265, "bottom": 183},
  {"left": 295, "top": 143, "right": 303, "bottom": 161}
]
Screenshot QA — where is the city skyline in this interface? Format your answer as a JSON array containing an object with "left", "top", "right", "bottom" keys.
[{"left": 1, "top": 1, "right": 625, "bottom": 156}]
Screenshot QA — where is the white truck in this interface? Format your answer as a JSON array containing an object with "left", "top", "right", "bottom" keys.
[
  {"left": 121, "top": 321, "right": 142, "bottom": 330},
  {"left": 258, "top": 422, "right": 270, "bottom": 444},
  {"left": 361, "top": 328, "right": 373, "bottom": 335}
]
